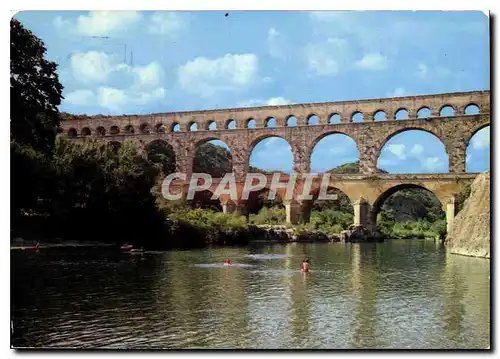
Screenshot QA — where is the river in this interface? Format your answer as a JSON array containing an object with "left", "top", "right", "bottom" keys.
[{"left": 11, "top": 239, "right": 490, "bottom": 349}]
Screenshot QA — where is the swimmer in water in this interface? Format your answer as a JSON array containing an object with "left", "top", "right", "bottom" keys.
[
  {"left": 301, "top": 258, "right": 310, "bottom": 272},
  {"left": 224, "top": 258, "right": 232, "bottom": 265}
]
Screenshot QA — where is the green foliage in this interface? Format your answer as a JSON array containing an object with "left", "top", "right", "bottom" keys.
[
  {"left": 168, "top": 208, "right": 249, "bottom": 246},
  {"left": 308, "top": 209, "right": 353, "bottom": 234},
  {"left": 146, "top": 140, "right": 176, "bottom": 176},
  {"left": 249, "top": 206, "right": 286, "bottom": 225},
  {"left": 193, "top": 143, "right": 232, "bottom": 177},
  {"left": 326, "top": 161, "right": 388, "bottom": 174},
  {"left": 10, "top": 18, "right": 63, "bottom": 154}
]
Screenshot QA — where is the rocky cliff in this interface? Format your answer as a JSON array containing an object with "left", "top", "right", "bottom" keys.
[{"left": 445, "top": 172, "right": 490, "bottom": 258}]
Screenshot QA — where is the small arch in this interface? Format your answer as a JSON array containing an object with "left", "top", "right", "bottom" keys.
[
  {"left": 395, "top": 108, "right": 409, "bottom": 120},
  {"left": 351, "top": 111, "right": 364, "bottom": 123},
  {"left": 226, "top": 119, "right": 236, "bottom": 129},
  {"left": 110, "top": 126, "right": 120, "bottom": 135},
  {"left": 439, "top": 105, "right": 455, "bottom": 117},
  {"left": 464, "top": 103, "right": 480, "bottom": 115},
  {"left": 286, "top": 116, "right": 298, "bottom": 127},
  {"left": 417, "top": 107, "right": 432, "bottom": 119},
  {"left": 307, "top": 114, "right": 320, "bottom": 125},
  {"left": 190, "top": 122, "right": 198, "bottom": 132},
  {"left": 208, "top": 121, "right": 217, "bottom": 130},
  {"left": 139, "top": 123, "right": 151, "bottom": 134},
  {"left": 265, "top": 117, "right": 277, "bottom": 128},
  {"left": 172, "top": 123, "right": 181, "bottom": 132},
  {"left": 155, "top": 123, "right": 166, "bottom": 133},
  {"left": 96, "top": 126, "right": 106, "bottom": 136},
  {"left": 329, "top": 114, "right": 341, "bottom": 124},
  {"left": 247, "top": 118, "right": 256, "bottom": 129},
  {"left": 81, "top": 127, "right": 91, "bottom": 136},
  {"left": 124, "top": 124, "right": 134, "bottom": 134},
  {"left": 68, "top": 128, "right": 77, "bottom": 138},
  {"left": 373, "top": 110, "right": 387, "bottom": 121}
]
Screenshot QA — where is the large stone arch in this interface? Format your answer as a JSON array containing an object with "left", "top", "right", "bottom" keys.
[
  {"left": 307, "top": 130, "right": 361, "bottom": 171},
  {"left": 466, "top": 122, "right": 490, "bottom": 145},
  {"left": 145, "top": 139, "right": 177, "bottom": 174},
  {"left": 192, "top": 136, "right": 233, "bottom": 178},
  {"left": 375, "top": 127, "right": 449, "bottom": 172}
]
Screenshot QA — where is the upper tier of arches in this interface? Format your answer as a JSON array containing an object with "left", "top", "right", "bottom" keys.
[{"left": 62, "top": 92, "right": 489, "bottom": 138}]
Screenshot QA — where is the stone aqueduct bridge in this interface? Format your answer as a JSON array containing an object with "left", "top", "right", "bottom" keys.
[{"left": 61, "top": 90, "right": 490, "bottom": 230}]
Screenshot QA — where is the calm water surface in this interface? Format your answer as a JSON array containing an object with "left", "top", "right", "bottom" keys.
[{"left": 11, "top": 240, "right": 490, "bottom": 349}]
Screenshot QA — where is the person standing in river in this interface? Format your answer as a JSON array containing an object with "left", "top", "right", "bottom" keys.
[{"left": 301, "top": 258, "right": 309, "bottom": 272}]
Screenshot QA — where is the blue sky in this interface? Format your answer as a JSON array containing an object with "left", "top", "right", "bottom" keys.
[{"left": 14, "top": 10, "right": 490, "bottom": 173}]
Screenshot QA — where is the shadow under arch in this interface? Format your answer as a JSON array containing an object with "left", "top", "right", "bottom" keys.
[
  {"left": 370, "top": 183, "right": 443, "bottom": 225},
  {"left": 192, "top": 137, "right": 232, "bottom": 178},
  {"left": 146, "top": 139, "right": 177, "bottom": 175}
]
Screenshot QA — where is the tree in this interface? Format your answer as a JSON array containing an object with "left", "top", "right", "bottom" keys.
[{"left": 10, "top": 18, "right": 63, "bottom": 153}]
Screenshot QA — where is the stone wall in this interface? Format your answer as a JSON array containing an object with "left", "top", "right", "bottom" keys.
[{"left": 445, "top": 172, "right": 490, "bottom": 258}]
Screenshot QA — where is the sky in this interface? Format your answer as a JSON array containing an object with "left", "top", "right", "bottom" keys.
[{"left": 14, "top": 10, "right": 490, "bottom": 174}]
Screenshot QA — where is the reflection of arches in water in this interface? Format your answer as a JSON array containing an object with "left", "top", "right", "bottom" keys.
[
  {"left": 351, "top": 244, "right": 382, "bottom": 349},
  {"left": 441, "top": 258, "right": 467, "bottom": 341}
]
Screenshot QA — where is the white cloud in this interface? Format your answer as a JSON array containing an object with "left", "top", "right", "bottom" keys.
[
  {"left": 305, "top": 38, "right": 349, "bottom": 76},
  {"left": 471, "top": 127, "right": 490, "bottom": 150},
  {"left": 238, "top": 96, "right": 292, "bottom": 108},
  {"left": 386, "top": 87, "right": 406, "bottom": 97},
  {"left": 148, "top": 11, "right": 187, "bottom": 37},
  {"left": 96, "top": 86, "right": 166, "bottom": 112},
  {"left": 178, "top": 53, "right": 259, "bottom": 97},
  {"left": 64, "top": 49, "right": 167, "bottom": 113},
  {"left": 133, "top": 62, "right": 163, "bottom": 88},
  {"left": 355, "top": 53, "right": 388, "bottom": 71},
  {"left": 266, "top": 97, "right": 292, "bottom": 106},
  {"left": 422, "top": 157, "right": 444, "bottom": 171},
  {"left": 410, "top": 144, "right": 424, "bottom": 156},
  {"left": 69, "top": 51, "right": 165, "bottom": 89},
  {"left": 53, "top": 15, "right": 70, "bottom": 29},
  {"left": 74, "top": 11, "right": 141, "bottom": 36},
  {"left": 268, "top": 28, "right": 289, "bottom": 59},
  {"left": 64, "top": 89, "right": 96, "bottom": 106},
  {"left": 387, "top": 144, "right": 406, "bottom": 160},
  {"left": 70, "top": 51, "right": 115, "bottom": 83}
]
